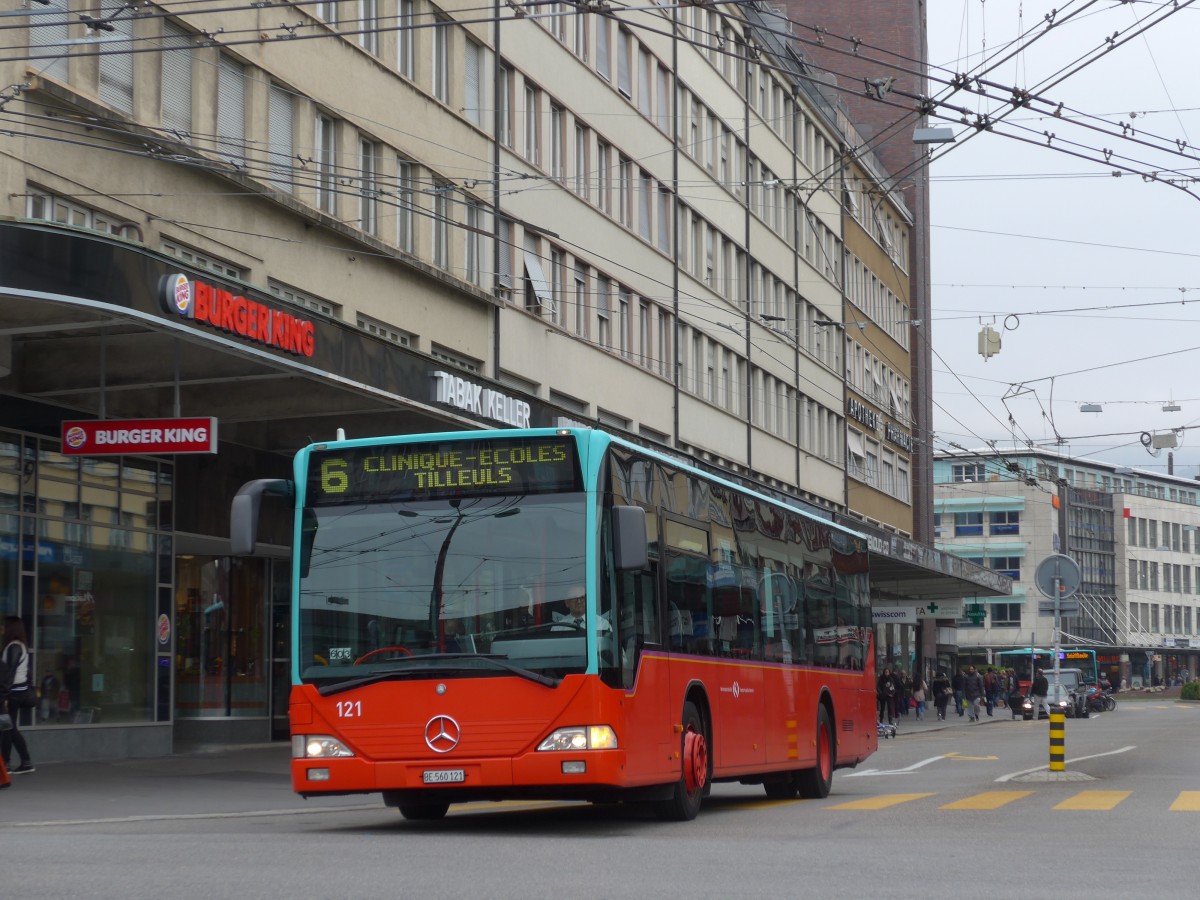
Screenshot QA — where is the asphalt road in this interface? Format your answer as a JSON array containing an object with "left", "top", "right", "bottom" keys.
[{"left": 3, "top": 697, "right": 1196, "bottom": 900}]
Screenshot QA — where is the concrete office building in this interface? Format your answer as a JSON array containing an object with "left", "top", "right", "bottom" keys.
[
  {"left": 1, "top": 1, "right": 999, "bottom": 762},
  {"left": 935, "top": 448, "right": 1200, "bottom": 685}
]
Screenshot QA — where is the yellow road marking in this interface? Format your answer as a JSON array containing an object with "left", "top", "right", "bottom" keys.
[
  {"left": 1169, "top": 791, "right": 1200, "bottom": 811},
  {"left": 940, "top": 791, "right": 1033, "bottom": 810},
  {"left": 825, "top": 793, "right": 934, "bottom": 810},
  {"left": 945, "top": 751, "right": 999, "bottom": 761},
  {"left": 1053, "top": 790, "right": 1131, "bottom": 811}
]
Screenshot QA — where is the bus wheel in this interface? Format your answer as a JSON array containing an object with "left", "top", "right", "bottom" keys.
[
  {"left": 654, "top": 700, "right": 707, "bottom": 821},
  {"left": 797, "top": 705, "right": 834, "bottom": 799},
  {"left": 397, "top": 799, "right": 450, "bottom": 821}
]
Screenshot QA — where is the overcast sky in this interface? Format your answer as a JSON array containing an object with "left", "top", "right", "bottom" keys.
[{"left": 923, "top": 0, "right": 1200, "bottom": 479}]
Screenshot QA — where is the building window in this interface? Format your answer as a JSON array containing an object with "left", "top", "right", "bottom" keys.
[
  {"left": 358, "top": 313, "right": 413, "bottom": 346},
  {"left": 432, "top": 182, "right": 450, "bottom": 269},
  {"left": 618, "top": 155, "right": 631, "bottom": 226},
  {"left": 357, "top": 0, "right": 378, "bottom": 54},
  {"left": 524, "top": 85, "right": 540, "bottom": 164},
  {"left": 596, "top": 275, "right": 611, "bottom": 348},
  {"left": 359, "top": 139, "right": 379, "bottom": 235},
  {"left": 99, "top": 13, "right": 135, "bottom": 113},
  {"left": 498, "top": 64, "right": 512, "bottom": 147},
  {"left": 549, "top": 247, "right": 565, "bottom": 327},
  {"left": 989, "top": 510, "right": 1020, "bottom": 535},
  {"left": 26, "top": 190, "right": 138, "bottom": 241},
  {"left": 954, "top": 511, "right": 984, "bottom": 536},
  {"left": 267, "top": 85, "right": 294, "bottom": 192},
  {"left": 216, "top": 55, "right": 246, "bottom": 155},
  {"left": 397, "top": 0, "right": 414, "bottom": 78},
  {"left": 573, "top": 263, "right": 588, "bottom": 337},
  {"left": 269, "top": 280, "right": 341, "bottom": 318},
  {"left": 596, "top": 142, "right": 611, "bottom": 213},
  {"left": 431, "top": 344, "right": 481, "bottom": 374},
  {"left": 616, "top": 28, "right": 631, "bottom": 97},
  {"left": 464, "top": 39, "right": 483, "bottom": 125},
  {"left": 160, "top": 240, "right": 243, "bottom": 279},
  {"left": 315, "top": 114, "right": 337, "bottom": 214},
  {"left": 549, "top": 103, "right": 565, "bottom": 181},
  {"left": 433, "top": 16, "right": 450, "bottom": 103},
  {"left": 30, "top": 0, "right": 68, "bottom": 82},
  {"left": 465, "top": 198, "right": 484, "bottom": 285},
  {"left": 990, "top": 603, "right": 1021, "bottom": 627},
  {"left": 396, "top": 158, "right": 415, "bottom": 252},
  {"left": 638, "top": 171, "right": 652, "bottom": 241},
  {"left": 952, "top": 463, "right": 987, "bottom": 482},
  {"left": 161, "top": 22, "right": 193, "bottom": 139},
  {"left": 573, "top": 123, "right": 588, "bottom": 196},
  {"left": 989, "top": 557, "right": 1021, "bottom": 580},
  {"left": 596, "top": 16, "right": 610, "bottom": 80}
]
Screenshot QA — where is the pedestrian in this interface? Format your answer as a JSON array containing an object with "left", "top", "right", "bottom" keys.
[
  {"left": 952, "top": 667, "right": 966, "bottom": 716},
  {"left": 1, "top": 616, "right": 35, "bottom": 775},
  {"left": 931, "top": 669, "right": 951, "bottom": 720},
  {"left": 897, "top": 670, "right": 910, "bottom": 717},
  {"left": 1031, "top": 667, "right": 1051, "bottom": 719},
  {"left": 963, "top": 664, "right": 986, "bottom": 722},
  {"left": 877, "top": 666, "right": 898, "bottom": 725},
  {"left": 1005, "top": 668, "right": 1022, "bottom": 720},
  {"left": 983, "top": 667, "right": 997, "bottom": 716},
  {"left": 911, "top": 673, "right": 928, "bottom": 720}
]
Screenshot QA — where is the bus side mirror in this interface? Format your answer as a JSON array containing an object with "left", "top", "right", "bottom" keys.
[
  {"left": 612, "top": 505, "right": 648, "bottom": 572},
  {"left": 230, "top": 478, "right": 293, "bottom": 555}
]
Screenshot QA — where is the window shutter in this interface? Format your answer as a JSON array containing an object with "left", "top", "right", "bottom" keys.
[
  {"left": 161, "top": 23, "right": 193, "bottom": 138},
  {"left": 31, "top": 1, "right": 69, "bottom": 83},
  {"left": 267, "top": 86, "right": 294, "bottom": 192},
  {"left": 98, "top": 14, "right": 134, "bottom": 113},
  {"left": 464, "top": 41, "right": 480, "bottom": 124},
  {"left": 216, "top": 56, "right": 246, "bottom": 154}
]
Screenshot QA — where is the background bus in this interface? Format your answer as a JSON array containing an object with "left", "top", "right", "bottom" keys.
[
  {"left": 995, "top": 647, "right": 1098, "bottom": 692},
  {"left": 231, "top": 428, "right": 878, "bottom": 821}
]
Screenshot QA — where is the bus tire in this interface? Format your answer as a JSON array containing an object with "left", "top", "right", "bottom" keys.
[
  {"left": 397, "top": 798, "right": 450, "bottom": 821},
  {"left": 654, "top": 700, "right": 707, "bottom": 821},
  {"left": 797, "top": 705, "right": 834, "bottom": 799}
]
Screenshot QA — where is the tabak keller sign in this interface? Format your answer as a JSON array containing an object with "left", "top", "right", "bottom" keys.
[
  {"left": 61, "top": 417, "right": 218, "bottom": 456},
  {"left": 158, "top": 273, "right": 315, "bottom": 357}
]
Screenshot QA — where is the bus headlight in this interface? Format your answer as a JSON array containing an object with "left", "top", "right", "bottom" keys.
[
  {"left": 537, "top": 726, "right": 618, "bottom": 751},
  {"left": 293, "top": 735, "right": 355, "bottom": 759}
]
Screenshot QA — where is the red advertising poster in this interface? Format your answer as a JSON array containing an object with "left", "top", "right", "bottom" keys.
[{"left": 61, "top": 417, "right": 218, "bottom": 456}]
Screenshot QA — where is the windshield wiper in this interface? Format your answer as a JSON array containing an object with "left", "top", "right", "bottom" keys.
[{"left": 316, "top": 653, "right": 559, "bottom": 695}]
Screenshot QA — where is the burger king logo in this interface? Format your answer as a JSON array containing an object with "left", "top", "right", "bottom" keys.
[
  {"left": 159, "top": 273, "right": 193, "bottom": 317},
  {"left": 64, "top": 426, "right": 87, "bottom": 450}
]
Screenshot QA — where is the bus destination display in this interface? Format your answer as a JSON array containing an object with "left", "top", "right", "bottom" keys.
[{"left": 307, "top": 437, "right": 581, "bottom": 504}]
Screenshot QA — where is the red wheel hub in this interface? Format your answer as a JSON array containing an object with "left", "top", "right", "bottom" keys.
[{"left": 683, "top": 728, "right": 708, "bottom": 793}]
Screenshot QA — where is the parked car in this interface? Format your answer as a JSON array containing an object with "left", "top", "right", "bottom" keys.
[{"left": 1023, "top": 667, "right": 1086, "bottom": 719}]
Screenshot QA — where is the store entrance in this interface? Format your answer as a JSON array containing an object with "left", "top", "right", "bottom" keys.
[{"left": 174, "top": 548, "right": 290, "bottom": 739}]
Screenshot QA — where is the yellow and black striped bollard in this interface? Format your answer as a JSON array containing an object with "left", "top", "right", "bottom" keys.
[{"left": 1048, "top": 711, "right": 1066, "bottom": 772}]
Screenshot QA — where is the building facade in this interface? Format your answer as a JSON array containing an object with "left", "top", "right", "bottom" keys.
[
  {"left": 2, "top": 1, "right": 994, "bottom": 762},
  {"left": 935, "top": 449, "right": 1200, "bottom": 686}
]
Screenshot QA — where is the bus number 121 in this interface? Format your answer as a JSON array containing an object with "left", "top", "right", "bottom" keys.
[{"left": 336, "top": 700, "right": 361, "bottom": 718}]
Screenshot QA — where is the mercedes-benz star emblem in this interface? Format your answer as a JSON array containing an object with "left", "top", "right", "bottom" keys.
[{"left": 424, "top": 715, "right": 461, "bottom": 753}]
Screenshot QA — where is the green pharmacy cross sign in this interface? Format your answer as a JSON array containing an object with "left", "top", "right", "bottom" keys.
[{"left": 964, "top": 603, "right": 987, "bottom": 624}]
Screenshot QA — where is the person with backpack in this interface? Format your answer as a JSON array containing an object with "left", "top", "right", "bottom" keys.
[{"left": 2, "top": 616, "right": 35, "bottom": 774}]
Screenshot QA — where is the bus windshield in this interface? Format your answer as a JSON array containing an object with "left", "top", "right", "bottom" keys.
[{"left": 298, "top": 491, "right": 588, "bottom": 684}]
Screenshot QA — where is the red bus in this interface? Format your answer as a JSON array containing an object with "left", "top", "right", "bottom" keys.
[{"left": 232, "top": 428, "right": 878, "bottom": 820}]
